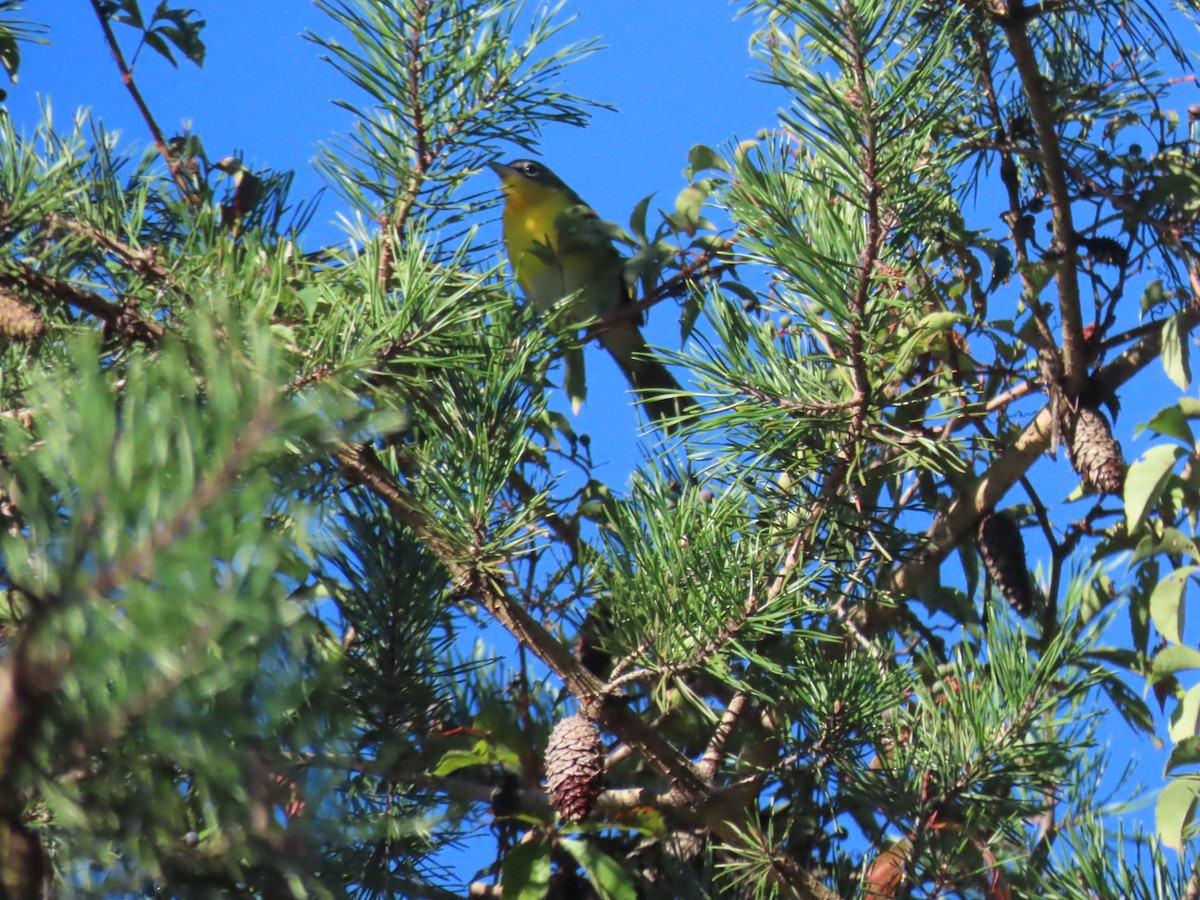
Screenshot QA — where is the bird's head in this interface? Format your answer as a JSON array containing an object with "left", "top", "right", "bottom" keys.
[
  {"left": 489, "top": 158, "right": 567, "bottom": 190},
  {"left": 488, "top": 159, "right": 581, "bottom": 213}
]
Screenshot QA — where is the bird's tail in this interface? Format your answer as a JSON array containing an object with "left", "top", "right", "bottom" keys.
[{"left": 600, "top": 321, "right": 696, "bottom": 430}]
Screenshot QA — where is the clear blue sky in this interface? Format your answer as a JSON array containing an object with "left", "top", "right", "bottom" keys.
[{"left": 8, "top": 0, "right": 1200, "bottom": 882}]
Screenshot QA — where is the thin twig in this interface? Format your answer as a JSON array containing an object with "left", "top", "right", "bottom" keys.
[{"left": 87, "top": 0, "right": 198, "bottom": 201}]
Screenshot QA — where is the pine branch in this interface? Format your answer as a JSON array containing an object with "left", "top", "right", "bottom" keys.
[
  {"left": 0, "top": 262, "right": 162, "bottom": 343},
  {"left": 335, "top": 441, "right": 840, "bottom": 900}
]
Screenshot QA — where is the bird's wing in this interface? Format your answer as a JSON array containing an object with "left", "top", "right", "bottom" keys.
[{"left": 554, "top": 204, "right": 625, "bottom": 259}]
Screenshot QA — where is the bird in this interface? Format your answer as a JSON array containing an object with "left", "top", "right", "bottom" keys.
[{"left": 489, "top": 158, "right": 693, "bottom": 428}]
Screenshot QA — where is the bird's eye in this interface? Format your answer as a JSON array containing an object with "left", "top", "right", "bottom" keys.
[{"left": 522, "top": 162, "right": 540, "bottom": 176}]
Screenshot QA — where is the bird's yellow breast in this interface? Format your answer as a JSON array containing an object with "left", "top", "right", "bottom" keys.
[{"left": 500, "top": 179, "right": 571, "bottom": 292}]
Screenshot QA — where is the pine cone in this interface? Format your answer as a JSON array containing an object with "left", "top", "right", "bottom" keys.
[
  {"left": 1064, "top": 402, "right": 1125, "bottom": 495},
  {"left": 977, "top": 511, "right": 1035, "bottom": 617},
  {"left": 545, "top": 714, "right": 603, "bottom": 822},
  {"left": 0, "top": 290, "right": 44, "bottom": 342}
]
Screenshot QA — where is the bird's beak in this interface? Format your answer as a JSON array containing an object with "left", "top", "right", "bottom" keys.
[{"left": 488, "top": 161, "right": 516, "bottom": 183}]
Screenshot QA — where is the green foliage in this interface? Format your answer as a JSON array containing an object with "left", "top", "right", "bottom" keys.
[
  {"left": 101, "top": 0, "right": 206, "bottom": 68},
  {"left": 0, "top": 2, "right": 47, "bottom": 91},
  {"left": 308, "top": 0, "right": 606, "bottom": 243},
  {"left": 7, "top": 0, "right": 1200, "bottom": 897}
]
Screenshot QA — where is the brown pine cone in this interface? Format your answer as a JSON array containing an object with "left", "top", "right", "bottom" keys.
[
  {"left": 0, "top": 290, "right": 44, "bottom": 342},
  {"left": 1064, "top": 402, "right": 1125, "bottom": 495},
  {"left": 977, "top": 511, "right": 1035, "bottom": 617},
  {"left": 545, "top": 714, "right": 603, "bottom": 823}
]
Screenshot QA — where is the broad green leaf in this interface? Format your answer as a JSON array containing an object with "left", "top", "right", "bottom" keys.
[
  {"left": 1161, "top": 529, "right": 1200, "bottom": 563},
  {"left": 0, "top": 28, "right": 19, "bottom": 84},
  {"left": 1125, "top": 444, "right": 1183, "bottom": 533},
  {"left": 690, "top": 233, "right": 729, "bottom": 253},
  {"left": 296, "top": 286, "right": 320, "bottom": 316},
  {"left": 1099, "top": 673, "right": 1156, "bottom": 739},
  {"left": 431, "top": 748, "right": 488, "bottom": 777},
  {"left": 1151, "top": 644, "right": 1200, "bottom": 682},
  {"left": 680, "top": 293, "right": 701, "bottom": 343},
  {"left": 501, "top": 838, "right": 551, "bottom": 900},
  {"left": 684, "top": 143, "right": 729, "bottom": 180},
  {"left": 1132, "top": 530, "right": 1200, "bottom": 564},
  {"left": 1149, "top": 566, "right": 1196, "bottom": 645},
  {"left": 151, "top": 2, "right": 206, "bottom": 67},
  {"left": 1166, "top": 736, "right": 1200, "bottom": 775},
  {"left": 629, "top": 194, "right": 653, "bottom": 245},
  {"left": 559, "top": 838, "right": 638, "bottom": 900},
  {"left": 1142, "top": 405, "right": 1195, "bottom": 445},
  {"left": 1171, "top": 682, "right": 1200, "bottom": 743},
  {"left": 1086, "top": 646, "right": 1143, "bottom": 669},
  {"left": 720, "top": 281, "right": 759, "bottom": 308},
  {"left": 111, "top": 0, "right": 144, "bottom": 29},
  {"left": 673, "top": 181, "right": 712, "bottom": 236},
  {"left": 1157, "top": 774, "right": 1200, "bottom": 850},
  {"left": 142, "top": 30, "right": 177, "bottom": 67},
  {"left": 1163, "top": 315, "right": 1192, "bottom": 389}
]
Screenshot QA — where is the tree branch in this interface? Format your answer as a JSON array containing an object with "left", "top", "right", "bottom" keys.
[
  {"left": 87, "top": 0, "right": 198, "bottom": 201},
  {"left": 881, "top": 310, "right": 1193, "bottom": 606},
  {"left": 1001, "top": 4, "right": 1087, "bottom": 394},
  {"left": 0, "top": 263, "right": 163, "bottom": 343}
]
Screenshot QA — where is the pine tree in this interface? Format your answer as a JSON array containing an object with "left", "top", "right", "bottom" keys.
[{"left": 2, "top": 1, "right": 1200, "bottom": 898}]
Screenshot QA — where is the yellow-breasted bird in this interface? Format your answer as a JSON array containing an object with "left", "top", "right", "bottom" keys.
[{"left": 489, "top": 158, "right": 693, "bottom": 428}]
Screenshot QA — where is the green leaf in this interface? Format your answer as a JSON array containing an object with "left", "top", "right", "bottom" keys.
[
  {"left": 559, "top": 839, "right": 638, "bottom": 900},
  {"left": 1099, "top": 673, "right": 1156, "bottom": 739},
  {"left": 1142, "top": 405, "right": 1195, "bottom": 445},
  {"left": 147, "top": 2, "right": 207, "bottom": 68},
  {"left": 431, "top": 748, "right": 487, "bottom": 777},
  {"left": 1170, "top": 682, "right": 1200, "bottom": 743},
  {"left": 296, "top": 286, "right": 320, "bottom": 317},
  {"left": 142, "top": 30, "right": 177, "bottom": 67},
  {"left": 501, "top": 838, "right": 552, "bottom": 900},
  {"left": 732, "top": 138, "right": 758, "bottom": 164},
  {"left": 1163, "top": 529, "right": 1200, "bottom": 563},
  {"left": 629, "top": 194, "right": 653, "bottom": 245},
  {"left": 720, "top": 280, "right": 759, "bottom": 308},
  {"left": 112, "top": 0, "right": 144, "bottom": 29},
  {"left": 1166, "top": 736, "right": 1200, "bottom": 775},
  {"left": 1131, "top": 529, "right": 1200, "bottom": 564},
  {"left": 156, "top": 23, "right": 206, "bottom": 68},
  {"left": 1125, "top": 444, "right": 1183, "bottom": 533},
  {"left": 1152, "top": 644, "right": 1200, "bottom": 682},
  {"left": 1157, "top": 774, "right": 1200, "bottom": 850},
  {"left": 673, "top": 180, "right": 713, "bottom": 237},
  {"left": 1149, "top": 566, "right": 1195, "bottom": 645},
  {"left": 1163, "top": 315, "right": 1192, "bottom": 390},
  {"left": 680, "top": 293, "right": 701, "bottom": 343},
  {"left": 684, "top": 143, "right": 729, "bottom": 181},
  {"left": 0, "top": 27, "right": 19, "bottom": 84}
]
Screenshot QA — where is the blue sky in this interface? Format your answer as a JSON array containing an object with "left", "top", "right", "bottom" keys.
[{"left": 8, "top": 0, "right": 1200, "bottom": 885}]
